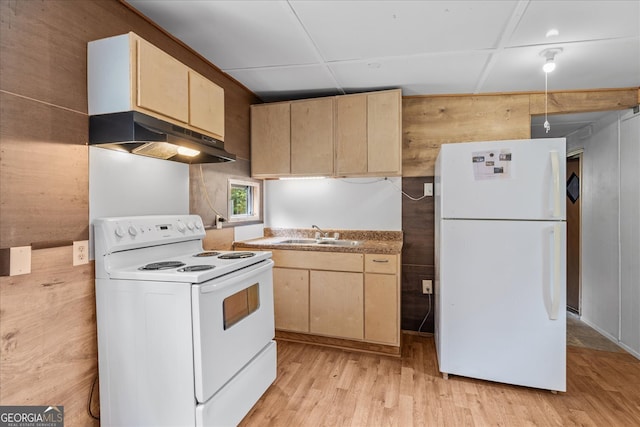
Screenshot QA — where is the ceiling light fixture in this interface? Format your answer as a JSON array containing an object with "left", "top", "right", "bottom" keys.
[{"left": 539, "top": 48, "right": 562, "bottom": 73}]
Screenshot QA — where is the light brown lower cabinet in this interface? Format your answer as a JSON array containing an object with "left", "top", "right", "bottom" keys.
[
  {"left": 310, "top": 270, "right": 363, "bottom": 340},
  {"left": 273, "top": 267, "right": 309, "bottom": 332},
  {"left": 364, "top": 273, "right": 398, "bottom": 344},
  {"left": 364, "top": 253, "right": 400, "bottom": 345},
  {"left": 237, "top": 248, "right": 400, "bottom": 348}
]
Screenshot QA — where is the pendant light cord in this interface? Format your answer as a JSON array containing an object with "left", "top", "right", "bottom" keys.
[{"left": 544, "top": 72, "right": 551, "bottom": 133}]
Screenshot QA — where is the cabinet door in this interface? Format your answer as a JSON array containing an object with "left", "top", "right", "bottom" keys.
[
  {"left": 136, "top": 38, "right": 189, "bottom": 123},
  {"left": 251, "top": 103, "right": 291, "bottom": 176},
  {"left": 189, "top": 71, "right": 224, "bottom": 139},
  {"left": 291, "top": 98, "right": 334, "bottom": 176},
  {"left": 365, "top": 273, "right": 399, "bottom": 345},
  {"left": 273, "top": 267, "right": 309, "bottom": 332},
  {"left": 367, "top": 90, "right": 401, "bottom": 175},
  {"left": 335, "top": 94, "right": 368, "bottom": 175},
  {"left": 310, "top": 271, "right": 363, "bottom": 340}
]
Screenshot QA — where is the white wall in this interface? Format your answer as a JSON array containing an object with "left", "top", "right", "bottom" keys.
[
  {"left": 619, "top": 112, "right": 640, "bottom": 356},
  {"left": 264, "top": 177, "right": 402, "bottom": 230},
  {"left": 567, "top": 110, "right": 640, "bottom": 359},
  {"left": 89, "top": 147, "right": 189, "bottom": 256}
]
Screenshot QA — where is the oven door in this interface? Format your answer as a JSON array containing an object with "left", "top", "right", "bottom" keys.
[{"left": 191, "top": 259, "right": 275, "bottom": 403}]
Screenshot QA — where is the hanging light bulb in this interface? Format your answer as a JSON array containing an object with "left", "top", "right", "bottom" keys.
[
  {"left": 539, "top": 48, "right": 562, "bottom": 73},
  {"left": 543, "top": 58, "right": 556, "bottom": 73}
]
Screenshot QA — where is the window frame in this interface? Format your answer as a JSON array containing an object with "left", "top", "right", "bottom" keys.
[{"left": 227, "top": 178, "right": 261, "bottom": 223}]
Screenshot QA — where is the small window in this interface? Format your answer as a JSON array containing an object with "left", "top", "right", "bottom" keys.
[{"left": 228, "top": 179, "right": 260, "bottom": 223}]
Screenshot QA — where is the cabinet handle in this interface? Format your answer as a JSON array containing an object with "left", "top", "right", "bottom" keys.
[{"left": 372, "top": 259, "right": 389, "bottom": 263}]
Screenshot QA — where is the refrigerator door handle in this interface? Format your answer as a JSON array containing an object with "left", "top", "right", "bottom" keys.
[
  {"left": 550, "top": 150, "right": 561, "bottom": 218},
  {"left": 550, "top": 223, "right": 562, "bottom": 320}
]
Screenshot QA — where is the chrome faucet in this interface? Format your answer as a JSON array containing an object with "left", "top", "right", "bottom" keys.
[{"left": 312, "top": 224, "right": 328, "bottom": 238}]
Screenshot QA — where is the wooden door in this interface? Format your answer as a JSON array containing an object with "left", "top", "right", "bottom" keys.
[{"left": 566, "top": 155, "right": 581, "bottom": 314}]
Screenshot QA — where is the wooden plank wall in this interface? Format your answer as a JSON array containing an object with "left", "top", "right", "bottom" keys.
[
  {"left": 0, "top": 1, "right": 257, "bottom": 425},
  {"left": 403, "top": 89, "right": 639, "bottom": 177}
]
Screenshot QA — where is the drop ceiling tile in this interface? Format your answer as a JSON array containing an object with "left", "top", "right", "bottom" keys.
[
  {"left": 480, "top": 37, "right": 640, "bottom": 93},
  {"left": 127, "top": 0, "right": 319, "bottom": 69},
  {"left": 290, "top": 0, "right": 517, "bottom": 61},
  {"left": 508, "top": 1, "right": 639, "bottom": 47},
  {"left": 226, "top": 64, "right": 340, "bottom": 101},
  {"left": 329, "top": 52, "right": 491, "bottom": 95}
]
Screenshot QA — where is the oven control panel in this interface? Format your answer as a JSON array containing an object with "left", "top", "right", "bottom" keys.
[{"left": 94, "top": 215, "right": 206, "bottom": 255}]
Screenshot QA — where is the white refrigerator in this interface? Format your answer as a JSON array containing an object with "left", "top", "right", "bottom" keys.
[{"left": 434, "top": 138, "right": 566, "bottom": 392}]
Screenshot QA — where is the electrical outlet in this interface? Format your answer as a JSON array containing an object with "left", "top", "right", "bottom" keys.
[
  {"left": 73, "top": 240, "right": 89, "bottom": 266},
  {"left": 422, "top": 279, "right": 433, "bottom": 294},
  {"left": 423, "top": 183, "right": 433, "bottom": 197}
]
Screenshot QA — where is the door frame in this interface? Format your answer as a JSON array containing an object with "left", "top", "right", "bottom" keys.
[{"left": 566, "top": 149, "right": 583, "bottom": 315}]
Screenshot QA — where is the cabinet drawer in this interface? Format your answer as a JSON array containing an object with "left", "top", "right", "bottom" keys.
[
  {"left": 272, "top": 250, "right": 363, "bottom": 272},
  {"left": 364, "top": 254, "right": 398, "bottom": 274}
]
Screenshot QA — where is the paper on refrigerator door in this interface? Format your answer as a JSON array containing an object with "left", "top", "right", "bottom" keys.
[{"left": 472, "top": 149, "right": 513, "bottom": 180}]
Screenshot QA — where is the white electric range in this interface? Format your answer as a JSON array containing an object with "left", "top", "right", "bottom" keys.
[{"left": 94, "top": 214, "right": 276, "bottom": 427}]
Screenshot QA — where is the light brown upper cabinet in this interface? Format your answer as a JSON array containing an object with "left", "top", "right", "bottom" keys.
[
  {"left": 336, "top": 89, "right": 402, "bottom": 176},
  {"left": 251, "top": 97, "right": 334, "bottom": 178},
  {"left": 189, "top": 71, "right": 225, "bottom": 139},
  {"left": 88, "top": 32, "right": 225, "bottom": 140},
  {"left": 250, "top": 89, "right": 401, "bottom": 178},
  {"left": 251, "top": 102, "right": 291, "bottom": 177},
  {"left": 136, "top": 38, "right": 189, "bottom": 123},
  {"left": 290, "top": 98, "right": 334, "bottom": 176},
  {"left": 335, "top": 94, "right": 368, "bottom": 175}
]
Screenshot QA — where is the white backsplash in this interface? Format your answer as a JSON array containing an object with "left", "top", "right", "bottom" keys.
[
  {"left": 89, "top": 146, "right": 189, "bottom": 257},
  {"left": 264, "top": 177, "right": 402, "bottom": 230}
]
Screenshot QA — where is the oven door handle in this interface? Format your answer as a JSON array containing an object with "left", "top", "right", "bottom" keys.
[{"left": 198, "top": 259, "right": 274, "bottom": 294}]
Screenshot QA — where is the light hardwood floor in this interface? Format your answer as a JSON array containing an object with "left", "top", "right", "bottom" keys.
[{"left": 241, "top": 326, "right": 640, "bottom": 426}]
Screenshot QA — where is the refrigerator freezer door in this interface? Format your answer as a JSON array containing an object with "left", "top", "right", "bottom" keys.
[
  {"left": 438, "top": 219, "right": 566, "bottom": 391},
  {"left": 438, "top": 138, "right": 566, "bottom": 220}
]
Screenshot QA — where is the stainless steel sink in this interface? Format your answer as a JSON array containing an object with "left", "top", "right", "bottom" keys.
[
  {"left": 278, "top": 239, "right": 319, "bottom": 244},
  {"left": 276, "top": 238, "right": 362, "bottom": 247},
  {"left": 317, "top": 240, "right": 361, "bottom": 246}
]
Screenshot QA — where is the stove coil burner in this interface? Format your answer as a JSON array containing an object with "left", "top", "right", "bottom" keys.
[
  {"left": 178, "top": 265, "right": 215, "bottom": 272},
  {"left": 139, "top": 261, "right": 186, "bottom": 270},
  {"left": 193, "top": 251, "right": 221, "bottom": 257},
  {"left": 218, "top": 252, "right": 256, "bottom": 259}
]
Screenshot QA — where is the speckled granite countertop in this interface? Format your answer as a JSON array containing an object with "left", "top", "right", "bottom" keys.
[{"left": 234, "top": 228, "right": 403, "bottom": 254}]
